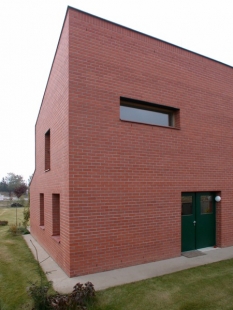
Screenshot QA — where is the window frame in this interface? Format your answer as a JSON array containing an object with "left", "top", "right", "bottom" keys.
[
  {"left": 120, "top": 97, "right": 179, "bottom": 128},
  {"left": 45, "top": 129, "right": 51, "bottom": 171},
  {"left": 39, "top": 193, "right": 45, "bottom": 228},
  {"left": 52, "top": 193, "right": 60, "bottom": 237}
]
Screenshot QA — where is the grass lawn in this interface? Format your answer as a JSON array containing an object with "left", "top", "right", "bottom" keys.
[
  {"left": 91, "top": 260, "right": 233, "bottom": 310},
  {"left": 1, "top": 205, "right": 233, "bottom": 309},
  {"left": 0, "top": 206, "right": 50, "bottom": 310},
  {"left": 0, "top": 200, "right": 11, "bottom": 208}
]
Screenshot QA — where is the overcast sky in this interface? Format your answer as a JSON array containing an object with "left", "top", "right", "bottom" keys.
[{"left": 0, "top": 0, "right": 233, "bottom": 182}]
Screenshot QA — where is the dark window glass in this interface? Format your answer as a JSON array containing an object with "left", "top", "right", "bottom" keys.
[
  {"left": 120, "top": 98, "right": 178, "bottom": 127},
  {"left": 52, "top": 194, "right": 60, "bottom": 236},
  {"left": 45, "top": 129, "right": 50, "bottom": 171},
  {"left": 40, "top": 193, "right": 44, "bottom": 226},
  {"left": 120, "top": 106, "right": 170, "bottom": 126},
  {"left": 182, "top": 196, "right": 193, "bottom": 215},
  {"left": 201, "top": 195, "right": 213, "bottom": 214}
]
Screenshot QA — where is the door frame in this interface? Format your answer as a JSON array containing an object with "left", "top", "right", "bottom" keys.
[{"left": 181, "top": 192, "right": 216, "bottom": 252}]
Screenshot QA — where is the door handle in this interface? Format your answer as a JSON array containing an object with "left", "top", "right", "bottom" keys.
[{"left": 193, "top": 221, "right": 196, "bottom": 226}]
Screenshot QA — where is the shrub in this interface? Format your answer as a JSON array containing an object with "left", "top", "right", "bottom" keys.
[
  {"left": 23, "top": 207, "right": 30, "bottom": 228},
  {"left": 27, "top": 241, "right": 95, "bottom": 309},
  {"left": 0, "top": 220, "right": 8, "bottom": 226},
  {"left": 9, "top": 224, "right": 29, "bottom": 236},
  {"left": 49, "top": 282, "right": 95, "bottom": 309},
  {"left": 10, "top": 203, "right": 23, "bottom": 207},
  {"left": 27, "top": 281, "right": 52, "bottom": 310},
  {"left": 9, "top": 224, "right": 17, "bottom": 235},
  {"left": 17, "top": 226, "right": 30, "bottom": 235},
  {"left": 27, "top": 282, "right": 95, "bottom": 310}
]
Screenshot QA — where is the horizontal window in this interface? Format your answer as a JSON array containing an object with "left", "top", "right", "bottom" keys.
[{"left": 120, "top": 97, "right": 179, "bottom": 127}]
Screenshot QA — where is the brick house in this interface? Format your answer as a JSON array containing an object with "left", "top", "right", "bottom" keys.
[{"left": 30, "top": 6, "right": 233, "bottom": 277}]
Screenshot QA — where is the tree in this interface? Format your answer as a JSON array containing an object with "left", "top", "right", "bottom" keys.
[
  {"left": 0, "top": 177, "right": 8, "bottom": 192},
  {"left": 14, "top": 184, "right": 28, "bottom": 198},
  {"left": 27, "top": 174, "right": 33, "bottom": 186},
  {"left": 5, "top": 173, "right": 27, "bottom": 199}
]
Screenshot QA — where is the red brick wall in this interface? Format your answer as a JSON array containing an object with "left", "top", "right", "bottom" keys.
[
  {"left": 31, "top": 7, "right": 233, "bottom": 277},
  {"left": 30, "top": 13, "right": 70, "bottom": 275},
  {"left": 68, "top": 8, "right": 233, "bottom": 276}
]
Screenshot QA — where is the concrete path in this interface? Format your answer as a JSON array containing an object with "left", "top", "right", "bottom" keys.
[{"left": 23, "top": 234, "right": 233, "bottom": 294}]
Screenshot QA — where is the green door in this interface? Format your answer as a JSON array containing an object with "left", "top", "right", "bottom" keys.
[
  {"left": 181, "top": 193, "right": 196, "bottom": 252},
  {"left": 181, "top": 192, "right": 215, "bottom": 252}
]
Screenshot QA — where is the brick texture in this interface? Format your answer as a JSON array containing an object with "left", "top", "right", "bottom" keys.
[
  {"left": 30, "top": 12, "right": 70, "bottom": 275},
  {"left": 30, "top": 7, "right": 233, "bottom": 277}
]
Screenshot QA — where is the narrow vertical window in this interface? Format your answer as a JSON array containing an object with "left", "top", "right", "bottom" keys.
[
  {"left": 52, "top": 194, "right": 60, "bottom": 236},
  {"left": 40, "top": 193, "right": 44, "bottom": 227},
  {"left": 45, "top": 129, "right": 50, "bottom": 171}
]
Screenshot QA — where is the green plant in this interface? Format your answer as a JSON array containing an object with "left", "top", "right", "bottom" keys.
[
  {"left": 23, "top": 206, "right": 30, "bottom": 228},
  {"left": 9, "top": 223, "right": 17, "bottom": 235},
  {"left": 9, "top": 223, "right": 29, "bottom": 236},
  {"left": 17, "top": 225, "right": 30, "bottom": 235},
  {"left": 27, "top": 281, "right": 52, "bottom": 310}
]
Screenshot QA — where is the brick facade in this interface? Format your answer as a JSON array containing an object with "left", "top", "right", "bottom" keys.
[{"left": 30, "top": 7, "right": 233, "bottom": 277}]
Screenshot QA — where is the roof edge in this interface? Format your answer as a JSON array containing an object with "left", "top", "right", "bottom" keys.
[
  {"left": 35, "top": 5, "right": 232, "bottom": 127},
  {"left": 35, "top": 7, "right": 70, "bottom": 126},
  {"left": 68, "top": 5, "right": 232, "bottom": 69}
]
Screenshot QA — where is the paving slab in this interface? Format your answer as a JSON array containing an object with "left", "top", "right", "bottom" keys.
[{"left": 23, "top": 234, "right": 233, "bottom": 294}]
